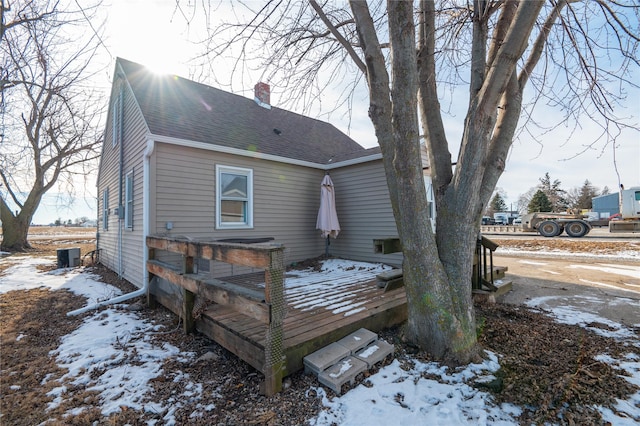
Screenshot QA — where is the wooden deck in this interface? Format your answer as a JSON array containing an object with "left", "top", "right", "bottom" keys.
[
  {"left": 145, "top": 236, "right": 406, "bottom": 395},
  {"left": 197, "top": 271, "right": 407, "bottom": 379}
]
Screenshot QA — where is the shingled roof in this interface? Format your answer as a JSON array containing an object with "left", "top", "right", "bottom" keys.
[{"left": 118, "top": 58, "right": 373, "bottom": 165}]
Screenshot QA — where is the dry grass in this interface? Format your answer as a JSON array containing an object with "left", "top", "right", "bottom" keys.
[
  {"left": 0, "top": 288, "right": 88, "bottom": 425},
  {"left": 1, "top": 227, "right": 97, "bottom": 276}
]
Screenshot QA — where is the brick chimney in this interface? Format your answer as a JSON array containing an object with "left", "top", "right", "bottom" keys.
[{"left": 254, "top": 82, "right": 271, "bottom": 109}]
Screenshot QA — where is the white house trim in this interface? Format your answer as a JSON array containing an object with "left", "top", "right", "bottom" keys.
[{"left": 146, "top": 133, "right": 383, "bottom": 170}]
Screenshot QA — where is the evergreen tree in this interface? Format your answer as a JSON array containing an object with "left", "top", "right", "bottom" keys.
[
  {"left": 484, "top": 190, "right": 507, "bottom": 217},
  {"left": 490, "top": 193, "right": 507, "bottom": 212},
  {"left": 575, "top": 180, "right": 599, "bottom": 210},
  {"left": 538, "top": 172, "right": 568, "bottom": 212},
  {"left": 528, "top": 190, "right": 553, "bottom": 212}
]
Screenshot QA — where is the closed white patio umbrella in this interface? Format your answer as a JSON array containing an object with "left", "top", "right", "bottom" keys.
[{"left": 316, "top": 174, "right": 340, "bottom": 256}]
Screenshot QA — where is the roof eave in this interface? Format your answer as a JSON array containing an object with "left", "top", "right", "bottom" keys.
[{"left": 146, "top": 133, "right": 383, "bottom": 170}]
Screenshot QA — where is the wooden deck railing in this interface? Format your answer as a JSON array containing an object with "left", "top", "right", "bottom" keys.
[
  {"left": 374, "top": 235, "right": 501, "bottom": 291},
  {"left": 472, "top": 235, "right": 499, "bottom": 291},
  {"left": 146, "top": 236, "right": 286, "bottom": 395}
]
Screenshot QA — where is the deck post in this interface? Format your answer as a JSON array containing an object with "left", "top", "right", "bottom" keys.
[
  {"left": 182, "top": 287, "right": 196, "bottom": 333},
  {"left": 262, "top": 247, "right": 286, "bottom": 396},
  {"left": 182, "top": 254, "right": 196, "bottom": 333},
  {"left": 147, "top": 248, "right": 158, "bottom": 308}
]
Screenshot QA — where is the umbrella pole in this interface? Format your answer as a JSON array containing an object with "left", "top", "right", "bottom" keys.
[{"left": 325, "top": 235, "right": 329, "bottom": 257}]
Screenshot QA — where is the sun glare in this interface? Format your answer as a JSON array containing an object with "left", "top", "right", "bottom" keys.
[
  {"left": 108, "top": 0, "right": 196, "bottom": 79},
  {"left": 145, "top": 59, "right": 181, "bottom": 77}
]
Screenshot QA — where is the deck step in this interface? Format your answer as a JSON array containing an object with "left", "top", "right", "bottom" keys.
[
  {"left": 355, "top": 339, "right": 395, "bottom": 367},
  {"left": 303, "top": 342, "right": 351, "bottom": 375},
  {"left": 473, "top": 280, "right": 513, "bottom": 304},
  {"left": 336, "top": 328, "right": 377, "bottom": 352},
  {"left": 376, "top": 269, "right": 405, "bottom": 292},
  {"left": 318, "top": 356, "right": 368, "bottom": 394},
  {"left": 304, "top": 328, "right": 394, "bottom": 395}
]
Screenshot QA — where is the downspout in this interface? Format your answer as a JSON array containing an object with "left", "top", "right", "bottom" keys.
[
  {"left": 117, "top": 87, "right": 124, "bottom": 277},
  {"left": 68, "top": 139, "right": 155, "bottom": 316}
]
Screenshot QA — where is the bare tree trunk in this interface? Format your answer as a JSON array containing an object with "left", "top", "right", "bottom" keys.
[
  {"left": 0, "top": 196, "right": 34, "bottom": 251},
  {"left": 350, "top": 0, "right": 481, "bottom": 364}
]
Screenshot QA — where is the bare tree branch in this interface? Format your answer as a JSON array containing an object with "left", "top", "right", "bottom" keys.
[
  {"left": 0, "top": 0, "right": 105, "bottom": 250},
  {"left": 309, "top": 0, "right": 365, "bottom": 73}
]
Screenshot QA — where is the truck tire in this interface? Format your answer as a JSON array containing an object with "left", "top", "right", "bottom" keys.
[
  {"left": 538, "top": 220, "right": 561, "bottom": 237},
  {"left": 565, "top": 221, "right": 589, "bottom": 238}
]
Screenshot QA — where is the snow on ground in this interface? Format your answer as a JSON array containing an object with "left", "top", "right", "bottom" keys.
[
  {"left": 47, "top": 307, "right": 197, "bottom": 419},
  {"left": 496, "top": 247, "right": 640, "bottom": 261},
  {"left": 1, "top": 255, "right": 639, "bottom": 424},
  {"left": 568, "top": 263, "right": 640, "bottom": 280},
  {"left": 310, "top": 352, "right": 522, "bottom": 426}
]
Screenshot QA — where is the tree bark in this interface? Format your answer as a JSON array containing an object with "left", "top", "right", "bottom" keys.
[{"left": 0, "top": 196, "right": 34, "bottom": 251}]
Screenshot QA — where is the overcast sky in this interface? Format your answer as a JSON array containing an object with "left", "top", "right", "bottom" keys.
[{"left": 32, "top": 0, "right": 640, "bottom": 223}]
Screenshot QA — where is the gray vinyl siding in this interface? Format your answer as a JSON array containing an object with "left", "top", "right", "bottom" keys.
[
  {"left": 96, "top": 76, "right": 149, "bottom": 288},
  {"left": 152, "top": 142, "right": 327, "bottom": 277},
  {"left": 97, "top": 72, "right": 408, "bottom": 289},
  {"left": 420, "top": 142, "right": 430, "bottom": 169},
  {"left": 328, "top": 160, "right": 403, "bottom": 267}
]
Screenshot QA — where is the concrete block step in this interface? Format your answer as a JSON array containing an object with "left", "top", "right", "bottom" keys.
[
  {"left": 304, "top": 342, "right": 351, "bottom": 375},
  {"left": 318, "top": 356, "right": 368, "bottom": 395},
  {"left": 304, "top": 328, "right": 396, "bottom": 395},
  {"left": 355, "top": 339, "right": 394, "bottom": 367},
  {"left": 336, "top": 328, "right": 377, "bottom": 354}
]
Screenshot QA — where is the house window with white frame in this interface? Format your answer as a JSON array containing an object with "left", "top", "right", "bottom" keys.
[
  {"left": 102, "top": 188, "right": 109, "bottom": 231},
  {"left": 125, "top": 170, "right": 134, "bottom": 230},
  {"left": 216, "top": 165, "right": 253, "bottom": 229}
]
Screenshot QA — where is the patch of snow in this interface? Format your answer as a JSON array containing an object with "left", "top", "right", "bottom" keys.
[
  {"left": 342, "top": 307, "right": 367, "bottom": 317},
  {"left": 47, "top": 306, "right": 195, "bottom": 416},
  {"left": 519, "top": 260, "right": 548, "bottom": 266},
  {"left": 579, "top": 278, "right": 640, "bottom": 294},
  {"left": 497, "top": 247, "right": 640, "bottom": 261},
  {"left": 358, "top": 344, "right": 379, "bottom": 359},
  {"left": 310, "top": 352, "right": 522, "bottom": 426},
  {"left": 329, "top": 359, "right": 354, "bottom": 378},
  {"left": 283, "top": 259, "right": 391, "bottom": 317},
  {"left": 595, "top": 353, "right": 640, "bottom": 424},
  {"left": 569, "top": 263, "right": 640, "bottom": 279},
  {"left": 525, "top": 296, "right": 638, "bottom": 340},
  {"left": 0, "top": 255, "right": 202, "bottom": 420}
]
